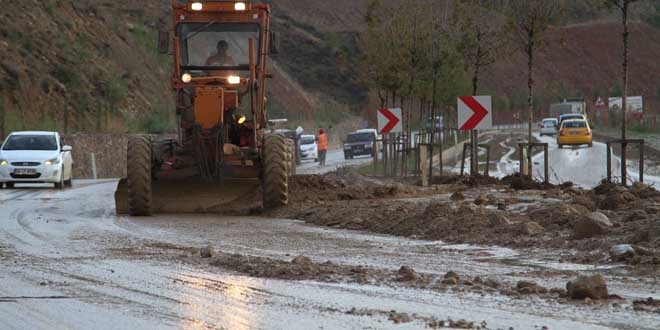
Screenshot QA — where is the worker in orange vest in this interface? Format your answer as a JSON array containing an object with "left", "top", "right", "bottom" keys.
[{"left": 317, "top": 128, "right": 328, "bottom": 166}]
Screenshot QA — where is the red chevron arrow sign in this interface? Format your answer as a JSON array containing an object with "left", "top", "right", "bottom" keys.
[
  {"left": 377, "top": 108, "right": 402, "bottom": 134},
  {"left": 458, "top": 96, "right": 492, "bottom": 130}
]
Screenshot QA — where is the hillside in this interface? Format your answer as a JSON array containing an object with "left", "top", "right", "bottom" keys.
[
  {"left": 485, "top": 21, "right": 660, "bottom": 122},
  {"left": 0, "top": 0, "right": 173, "bottom": 138},
  {"left": 0, "top": 0, "right": 365, "bottom": 138}
]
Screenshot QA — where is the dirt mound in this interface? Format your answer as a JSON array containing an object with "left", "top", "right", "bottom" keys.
[
  {"left": 588, "top": 181, "right": 660, "bottom": 211},
  {"left": 527, "top": 204, "right": 590, "bottom": 231},
  {"left": 501, "top": 173, "right": 571, "bottom": 190},
  {"left": 210, "top": 253, "right": 371, "bottom": 282},
  {"left": 289, "top": 174, "right": 422, "bottom": 203},
  {"left": 431, "top": 174, "right": 500, "bottom": 186}
]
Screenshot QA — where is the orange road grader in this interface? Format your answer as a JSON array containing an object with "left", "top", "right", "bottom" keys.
[{"left": 115, "top": 0, "right": 293, "bottom": 215}]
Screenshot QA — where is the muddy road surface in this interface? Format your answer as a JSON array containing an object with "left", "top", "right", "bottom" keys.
[{"left": 1, "top": 173, "right": 659, "bottom": 329}]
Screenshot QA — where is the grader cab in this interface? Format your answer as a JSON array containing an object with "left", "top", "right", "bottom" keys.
[{"left": 115, "top": 0, "right": 293, "bottom": 215}]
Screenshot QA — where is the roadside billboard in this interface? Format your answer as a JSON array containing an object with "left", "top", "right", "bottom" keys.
[{"left": 608, "top": 96, "right": 643, "bottom": 113}]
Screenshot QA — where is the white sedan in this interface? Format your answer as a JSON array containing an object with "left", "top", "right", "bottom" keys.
[
  {"left": 299, "top": 134, "right": 319, "bottom": 162},
  {"left": 0, "top": 131, "right": 73, "bottom": 189}
]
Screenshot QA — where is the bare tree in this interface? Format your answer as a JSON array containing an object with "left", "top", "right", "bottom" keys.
[
  {"left": 604, "top": 0, "right": 640, "bottom": 185},
  {"left": 452, "top": 0, "right": 506, "bottom": 175},
  {"left": 505, "top": 0, "right": 564, "bottom": 178}
]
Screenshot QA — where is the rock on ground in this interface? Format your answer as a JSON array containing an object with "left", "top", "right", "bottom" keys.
[
  {"left": 566, "top": 275, "right": 609, "bottom": 299},
  {"left": 199, "top": 246, "right": 214, "bottom": 258},
  {"left": 291, "top": 255, "right": 312, "bottom": 265},
  {"left": 397, "top": 266, "right": 417, "bottom": 281},
  {"left": 489, "top": 213, "right": 511, "bottom": 226},
  {"left": 573, "top": 212, "right": 613, "bottom": 239},
  {"left": 520, "top": 222, "right": 544, "bottom": 236},
  {"left": 610, "top": 244, "right": 636, "bottom": 262}
]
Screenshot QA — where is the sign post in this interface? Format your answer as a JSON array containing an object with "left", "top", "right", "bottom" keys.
[
  {"left": 377, "top": 108, "right": 403, "bottom": 177},
  {"left": 458, "top": 96, "right": 492, "bottom": 176}
]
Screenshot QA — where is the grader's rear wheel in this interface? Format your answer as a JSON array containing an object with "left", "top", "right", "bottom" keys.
[
  {"left": 127, "top": 135, "right": 153, "bottom": 216},
  {"left": 263, "top": 134, "right": 288, "bottom": 208}
]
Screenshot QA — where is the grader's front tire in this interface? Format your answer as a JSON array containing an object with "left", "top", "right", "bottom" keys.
[
  {"left": 127, "top": 135, "right": 153, "bottom": 216},
  {"left": 263, "top": 134, "right": 289, "bottom": 209},
  {"left": 285, "top": 139, "right": 296, "bottom": 176}
]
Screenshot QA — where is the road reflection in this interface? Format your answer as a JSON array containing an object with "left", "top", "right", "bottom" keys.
[{"left": 178, "top": 274, "right": 258, "bottom": 330}]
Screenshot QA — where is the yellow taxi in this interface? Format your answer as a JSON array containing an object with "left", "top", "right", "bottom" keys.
[{"left": 557, "top": 119, "right": 592, "bottom": 148}]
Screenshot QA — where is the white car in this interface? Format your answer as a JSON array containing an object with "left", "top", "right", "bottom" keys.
[
  {"left": 539, "top": 118, "right": 558, "bottom": 136},
  {"left": 299, "top": 134, "right": 318, "bottom": 162},
  {"left": 0, "top": 131, "right": 73, "bottom": 189}
]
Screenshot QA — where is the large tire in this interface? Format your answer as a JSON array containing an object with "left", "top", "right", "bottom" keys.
[
  {"left": 127, "top": 135, "right": 153, "bottom": 216},
  {"left": 262, "top": 134, "right": 288, "bottom": 208}
]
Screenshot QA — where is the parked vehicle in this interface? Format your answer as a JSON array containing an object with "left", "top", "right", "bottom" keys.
[
  {"left": 343, "top": 132, "right": 375, "bottom": 159},
  {"left": 557, "top": 119, "right": 592, "bottom": 148},
  {"left": 356, "top": 128, "right": 382, "bottom": 151},
  {"left": 299, "top": 134, "right": 318, "bottom": 162},
  {"left": 539, "top": 118, "right": 558, "bottom": 136},
  {"left": 0, "top": 131, "right": 73, "bottom": 189}
]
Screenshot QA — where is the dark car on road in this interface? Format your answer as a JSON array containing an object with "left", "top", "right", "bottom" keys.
[{"left": 343, "top": 132, "right": 375, "bottom": 159}]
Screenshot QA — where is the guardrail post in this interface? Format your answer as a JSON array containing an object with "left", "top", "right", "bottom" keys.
[
  {"left": 420, "top": 144, "right": 428, "bottom": 186},
  {"left": 543, "top": 144, "right": 549, "bottom": 184},
  {"left": 639, "top": 140, "right": 644, "bottom": 183},
  {"left": 91, "top": 153, "right": 98, "bottom": 180},
  {"left": 460, "top": 143, "right": 469, "bottom": 176}
]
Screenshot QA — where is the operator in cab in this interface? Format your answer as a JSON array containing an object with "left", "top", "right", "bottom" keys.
[{"left": 205, "top": 40, "right": 236, "bottom": 66}]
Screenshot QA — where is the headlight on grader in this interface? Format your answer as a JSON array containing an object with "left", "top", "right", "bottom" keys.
[
  {"left": 191, "top": 2, "right": 203, "bottom": 11},
  {"left": 181, "top": 73, "right": 192, "bottom": 83},
  {"left": 234, "top": 2, "right": 247, "bottom": 11},
  {"left": 227, "top": 75, "right": 241, "bottom": 85}
]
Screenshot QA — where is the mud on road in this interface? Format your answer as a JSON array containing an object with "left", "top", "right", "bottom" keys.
[
  {"left": 1, "top": 173, "right": 660, "bottom": 329},
  {"left": 273, "top": 173, "right": 660, "bottom": 266}
]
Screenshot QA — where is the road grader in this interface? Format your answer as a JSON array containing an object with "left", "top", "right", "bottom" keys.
[{"left": 115, "top": 0, "right": 293, "bottom": 215}]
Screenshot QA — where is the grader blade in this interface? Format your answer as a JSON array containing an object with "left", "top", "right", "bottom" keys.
[{"left": 115, "top": 177, "right": 260, "bottom": 214}]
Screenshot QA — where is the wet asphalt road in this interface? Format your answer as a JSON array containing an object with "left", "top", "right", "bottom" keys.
[
  {"left": 473, "top": 132, "right": 660, "bottom": 188},
  {"left": 1, "top": 154, "right": 659, "bottom": 329},
  {"left": 296, "top": 149, "right": 373, "bottom": 175}
]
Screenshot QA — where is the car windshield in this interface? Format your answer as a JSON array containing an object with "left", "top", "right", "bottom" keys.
[
  {"left": 178, "top": 23, "right": 260, "bottom": 70},
  {"left": 542, "top": 120, "right": 556, "bottom": 127},
  {"left": 347, "top": 133, "right": 374, "bottom": 143},
  {"left": 300, "top": 136, "right": 315, "bottom": 145},
  {"left": 2, "top": 135, "right": 58, "bottom": 151},
  {"left": 563, "top": 121, "right": 587, "bottom": 128}
]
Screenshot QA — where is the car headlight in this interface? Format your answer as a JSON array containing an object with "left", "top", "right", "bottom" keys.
[
  {"left": 0, "top": 159, "right": 7, "bottom": 166},
  {"left": 44, "top": 158, "right": 61, "bottom": 166}
]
